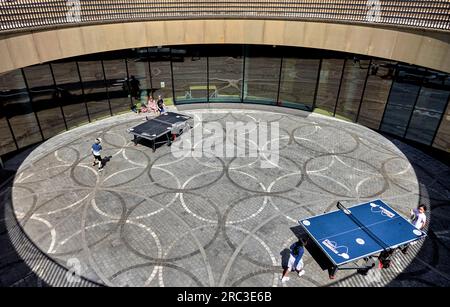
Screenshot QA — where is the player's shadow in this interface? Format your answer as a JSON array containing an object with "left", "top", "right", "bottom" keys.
[
  {"left": 101, "top": 156, "right": 112, "bottom": 167},
  {"left": 280, "top": 248, "right": 291, "bottom": 269},
  {"left": 290, "top": 225, "right": 334, "bottom": 271}
]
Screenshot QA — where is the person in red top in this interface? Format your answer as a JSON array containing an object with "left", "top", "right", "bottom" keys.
[{"left": 148, "top": 96, "right": 159, "bottom": 114}]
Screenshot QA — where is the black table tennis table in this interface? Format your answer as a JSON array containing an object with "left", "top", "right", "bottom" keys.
[{"left": 127, "top": 112, "right": 192, "bottom": 152}]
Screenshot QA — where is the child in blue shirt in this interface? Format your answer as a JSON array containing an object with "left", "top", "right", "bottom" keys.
[
  {"left": 91, "top": 138, "right": 103, "bottom": 170},
  {"left": 280, "top": 239, "right": 307, "bottom": 282}
]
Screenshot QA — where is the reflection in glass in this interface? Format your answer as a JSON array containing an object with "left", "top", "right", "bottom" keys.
[
  {"left": 316, "top": 59, "right": 345, "bottom": 115},
  {"left": 406, "top": 73, "right": 450, "bottom": 145},
  {"left": 380, "top": 67, "right": 424, "bottom": 137},
  {"left": 172, "top": 47, "right": 207, "bottom": 104},
  {"left": 0, "top": 70, "right": 42, "bottom": 148},
  {"left": 279, "top": 58, "right": 319, "bottom": 110},
  {"left": 1, "top": 44, "right": 449, "bottom": 159},
  {"left": 51, "top": 61, "right": 89, "bottom": 129},
  {"left": 335, "top": 59, "right": 369, "bottom": 121},
  {"left": 78, "top": 60, "right": 111, "bottom": 120},
  {"left": 104, "top": 59, "right": 130, "bottom": 115},
  {"left": 243, "top": 46, "right": 279, "bottom": 105},
  {"left": 208, "top": 46, "right": 243, "bottom": 103},
  {"left": 24, "top": 65, "right": 66, "bottom": 139},
  {"left": 0, "top": 73, "right": 18, "bottom": 154},
  {"left": 358, "top": 61, "right": 395, "bottom": 129},
  {"left": 432, "top": 79, "right": 450, "bottom": 152},
  {"left": 0, "top": 116, "right": 16, "bottom": 155},
  {"left": 149, "top": 48, "right": 173, "bottom": 104},
  {"left": 127, "top": 48, "right": 151, "bottom": 97}
]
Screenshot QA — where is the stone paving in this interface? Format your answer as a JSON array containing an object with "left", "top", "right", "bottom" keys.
[{"left": 1, "top": 106, "right": 450, "bottom": 287}]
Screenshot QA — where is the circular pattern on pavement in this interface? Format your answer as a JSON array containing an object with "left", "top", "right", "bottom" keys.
[{"left": 5, "top": 108, "right": 450, "bottom": 287}]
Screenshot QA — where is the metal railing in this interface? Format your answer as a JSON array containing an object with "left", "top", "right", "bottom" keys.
[{"left": 0, "top": 0, "right": 449, "bottom": 32}]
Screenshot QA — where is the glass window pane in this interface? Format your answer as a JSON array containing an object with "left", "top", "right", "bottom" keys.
[
  {"left": 279, "top": 58, "right": 319, "bottom": 110},
  {"left": 9, "top": 110, "right": 42, "bottom": 148},
  {"left": 0, "top": 70, "right": 42, "bottom": 148},
  {"left": 380, "top": 66, "right": 424, "bottom": 137},
  {"left": 78, "top": 60, "right": 111, "bottom": 120},
  {"left": 316, "top": 59, "right": 345, "bottom": 116},
  {"left": 127, "top": 48, "right": 151, "bottom": 93},
  {"left": 0, "top": 73, "right": 18, "bottom": 154},
  {"left": 149, "top": 48, "right": 173, "bottom": 105},
  {"left": 172, "top": 46, "right": 207, "bottom": 104},
  {"left": 104, "top": 58, "right": 130, "bottom": 115},
  {"left": 243, "top": 46, "right": 279, "bottom": 105},
  {"left": 358, "top": 60, "right": 395, "bottom": 129},
  {"left": 0, "top": 112, "right": 16, "bottom": 155},
  {"left": 433, "top": 80, "right": 450, "bottom": 152},
  {"left": 335, "top": 59, "right": 370, "bottom": 122},
  {"left": 406, "top": 72, "right": 450, "bottom": 145},
  {"left": 24, "top": 64, "right": 66, "bottom": 139},
  {"left": 208, "top": 45, "right": 243, "bottom": 103},
  {"left": 51, "top": 61, "right": 89, "bottom": 129}
]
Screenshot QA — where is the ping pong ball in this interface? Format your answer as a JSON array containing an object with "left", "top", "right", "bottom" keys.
[
  {"left": 356, "top": 238, "right": 365, "bottom": 245},
  {"left": 370, "top": 203, "right": 377, "bottom": 207},
  {"left": 302, "top": 220, "right": 311, "bottom": 226},
  {"left": 413, "top": 229, "right": 422, "bottom": 236}
]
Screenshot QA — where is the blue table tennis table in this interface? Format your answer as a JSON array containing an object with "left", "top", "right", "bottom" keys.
[{"left": 299, "top": 199, "right": 427, "bottom": 278}]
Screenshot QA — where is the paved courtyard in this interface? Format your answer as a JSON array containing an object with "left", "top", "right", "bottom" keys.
[{"left": 1, "top": 106, "right": 450, "bottom": 287}]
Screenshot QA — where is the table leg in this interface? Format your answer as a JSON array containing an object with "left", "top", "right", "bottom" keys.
[{"left": 167, "top": 133, "right": 172, "bottom": 146}]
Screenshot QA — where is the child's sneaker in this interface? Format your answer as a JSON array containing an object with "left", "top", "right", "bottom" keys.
[{"left": 280, "top": 276, "right": 289, "bottom": 283}]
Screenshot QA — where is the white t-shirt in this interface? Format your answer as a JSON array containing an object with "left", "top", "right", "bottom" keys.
[{"left": 411, "top": 208, "right": 426, "bottom": 229}]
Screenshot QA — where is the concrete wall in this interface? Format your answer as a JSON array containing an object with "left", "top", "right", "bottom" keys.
[{"left": 1, "top": 19, "right": 449, "bottom": 74}]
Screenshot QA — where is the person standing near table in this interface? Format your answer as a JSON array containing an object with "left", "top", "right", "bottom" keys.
[
  {"left": 410, "top": 204, "right": 427, "bottom": 230},
  {"left": 157, "top": 95, "right": 166, "bottom": 113},
  {"left": 401, "top": 204, "right": 427, "bottom": 254},
  {"left": 280, "top": 239, "right": 306, "bottom": 282}
]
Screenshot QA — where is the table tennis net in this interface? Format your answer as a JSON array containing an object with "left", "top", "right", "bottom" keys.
[{"left": 337, "top": 201, "right": 390, "bottom": 251}]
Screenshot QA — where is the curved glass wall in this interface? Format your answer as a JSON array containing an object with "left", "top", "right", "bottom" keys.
[{"left": 0, "top": 44, "right": 449, "bottom": 159}]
